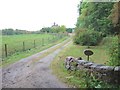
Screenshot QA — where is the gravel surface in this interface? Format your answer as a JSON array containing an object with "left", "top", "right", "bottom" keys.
[{"left": 2, "top": 40, "right": 71, "bottom": 88}]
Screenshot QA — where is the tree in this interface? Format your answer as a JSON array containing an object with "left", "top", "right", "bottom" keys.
[
  {"left": 108, "top": 2, "right": 120, "bottom": 34},
  {"left": 2, "top": 28, "right": 14, "bottom": 35},
  {"left": 2, "top": 29, "right": 32, "bottom": 35},
  {"left": 40, "top": 27, "right": 51, "bottom": 33},
  {"left": 75, "top": 1, "right": 114, "bottom": 35},
  {"left": 51, "top": 25, "right": 66, "bottom": 33},
  {"left": 74, "top": 1, "right": 116, "bottom": 46},
  {"left": 60, "top": 25, "right": 66, "bottom": 33}
]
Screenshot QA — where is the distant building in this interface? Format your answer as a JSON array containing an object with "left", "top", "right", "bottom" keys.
[{"left": 52, "top": 22, "right": 59, "bottom": 27}]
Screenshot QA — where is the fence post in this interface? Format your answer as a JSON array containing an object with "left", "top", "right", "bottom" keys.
[
  {"left": 42, "top": 38, "right": 44, "bottom": 46},
  {"left": 53, "top": 36, "right": 54, "bottom": 42},
  {"left": 34, "top": 40, "right": 36, "bottom": 48},
  {"left": 23, "top": 41, "right": 25, "bottom": 51},
  {"left": 47, "top": 37, "right": 49, "bottom": 43},
  {"left": 5, "top": 44, "right": 7, "bottom": 57}
]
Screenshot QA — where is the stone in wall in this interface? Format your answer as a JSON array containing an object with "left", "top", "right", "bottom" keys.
[
  {"left": 64, "top": 56, "right": 77, "bottom": 70},
  {"left": 83, "top": 62, "right": 94, "bottom": 68},
  {"left": 99, "top": 66, "right": 114, "bottom": 72},
  {"left": 77, "top": 60, "right": 89, "bottom": 66},
  {"left": 89, "top": 64, "right": 103, "bottom": 70},
  {"left": 113, "top": 66, "right": 120, "bottom": 84},
  {"left": 114, "top": 66, "right": 120, "bottom": 71}
]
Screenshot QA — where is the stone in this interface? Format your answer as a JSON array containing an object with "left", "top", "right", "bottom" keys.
[
  {"left": 94, "top": 64, "right": 104, "bottom": 71},
  {"left": 66, "top": 56, "right": 75, "bottom": 61},
  {"left": 99, "top": 66, "right": 114, "bottom": 72},
  {"left": 66, "top": 65, "right": 70, "bottom": 70},
  {"left": 114, "top": 66, "right": 120, "bottom": 72},
  {"left": 77, "top": 60, "right": 89, "bottom": 65},
  {"left": 65, "top": 56, "right": 75, "bottom": 65},
  {"left": 84, "top": 62, "right": 94, "bottom": 68},
  {"left": 89, "top": 64, "right": 100, "bottom": 69}
]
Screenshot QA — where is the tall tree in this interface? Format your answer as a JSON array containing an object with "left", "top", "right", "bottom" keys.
[
  {"left": 75, "top": 1, "right": 114, "bottom": 35},
  {"left": 108, "top": 2, "right": 120, "bottom": 34}
]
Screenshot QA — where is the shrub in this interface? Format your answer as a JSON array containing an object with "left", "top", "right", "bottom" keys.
[
  {"left": 108, "top": 36, "right": 119, "bottom": 66},
  {"left": 74, "top": 30, "right": 102, "bottom": 46}
]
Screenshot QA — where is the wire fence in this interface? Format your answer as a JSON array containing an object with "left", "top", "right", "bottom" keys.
[{"left": 2, "top": 33, "right": 68, "bottom": 59}]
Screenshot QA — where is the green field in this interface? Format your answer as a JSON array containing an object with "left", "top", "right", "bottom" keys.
[
  {"left": 2, "top": 33, "right": 65, "bottom": 58},
  {"left": 1, "top": 33, "right": 68, "bottom": 67}
]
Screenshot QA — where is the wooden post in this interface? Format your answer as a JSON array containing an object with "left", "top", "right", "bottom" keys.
[
  {"left": 34, "top": 40, "right": 36, "bottom": 48},
  {"left": 87, "top": 55, "right": 89, "bottom": 61},
  {"left": 53, "top": 36, "right": 55, "bottom": 42},
  {"left": 42, "top": 38, "right": 44, "bottom": 46},
  {"left": 48, "top": 38, "right": 49, "bottom": 43},
  {"left": 5, "top": 44, "right": 7, "bottom": 57},
  {"left": 23, "top": 41, "right": 25, "bottom": 51}
]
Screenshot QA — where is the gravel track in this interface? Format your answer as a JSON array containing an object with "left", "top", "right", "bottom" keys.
[{"left": 2, "top": 40, "right": 71, "bottom": 88}]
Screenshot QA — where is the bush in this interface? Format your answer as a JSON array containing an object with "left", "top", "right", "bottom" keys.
[
  {"left": 108, "top": 36, "right": 119, "bottom": 66},
  {"left": 74, "top": 30, "right": 102, "bottom": 46}
]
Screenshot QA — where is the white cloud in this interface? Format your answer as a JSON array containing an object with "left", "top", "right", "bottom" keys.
[{"left": 0, "top": 0, "right": 80, "bottom": 31}]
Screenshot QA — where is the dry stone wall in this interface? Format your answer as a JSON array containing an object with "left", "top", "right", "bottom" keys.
[{"left": 65, "top": 56, "right": 120, "bottom": 85}]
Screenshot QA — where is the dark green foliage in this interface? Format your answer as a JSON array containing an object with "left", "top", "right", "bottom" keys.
[
  {"left": 74, "top": 30, "right": 102, "bottom": 46},
  {"left": 2, "top": 29, "right": 33, "bottom": 35},
  {"left": 40, "top": 27, "right": 51, "bottom": 33},
  {"left": 2, "top": 29, "right": 15, "bottom": 35},
  {"left": 108, "top": 2, "right": 120, "bottom": 35},
  {"left": 76, "top": 2, "right": 114, "bottom": 34},
  {"left": 108, "top": 36, "right": 120, "bottom": 66},
  {"left": 69, "top": 70, "right": 119, "bottom": 88},
  {"left": 74, "top": 1, "right": 115, "bottom": 46}
]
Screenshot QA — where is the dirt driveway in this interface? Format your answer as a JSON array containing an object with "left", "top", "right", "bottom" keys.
[{"left": 2, "top": 40, "right": 71, "bottom": 88}]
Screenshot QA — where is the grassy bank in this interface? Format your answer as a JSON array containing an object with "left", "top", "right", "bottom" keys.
[
  {"left": 51, "top": 38, "right": 117, "bottom": 88},
  {"left": 2, "top": 34, "right": 69, "bottom": 67}
]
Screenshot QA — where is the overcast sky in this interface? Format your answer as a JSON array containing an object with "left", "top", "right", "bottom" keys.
[{"left": 0, "top": 0, "right": 80, "bottom": 31}]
